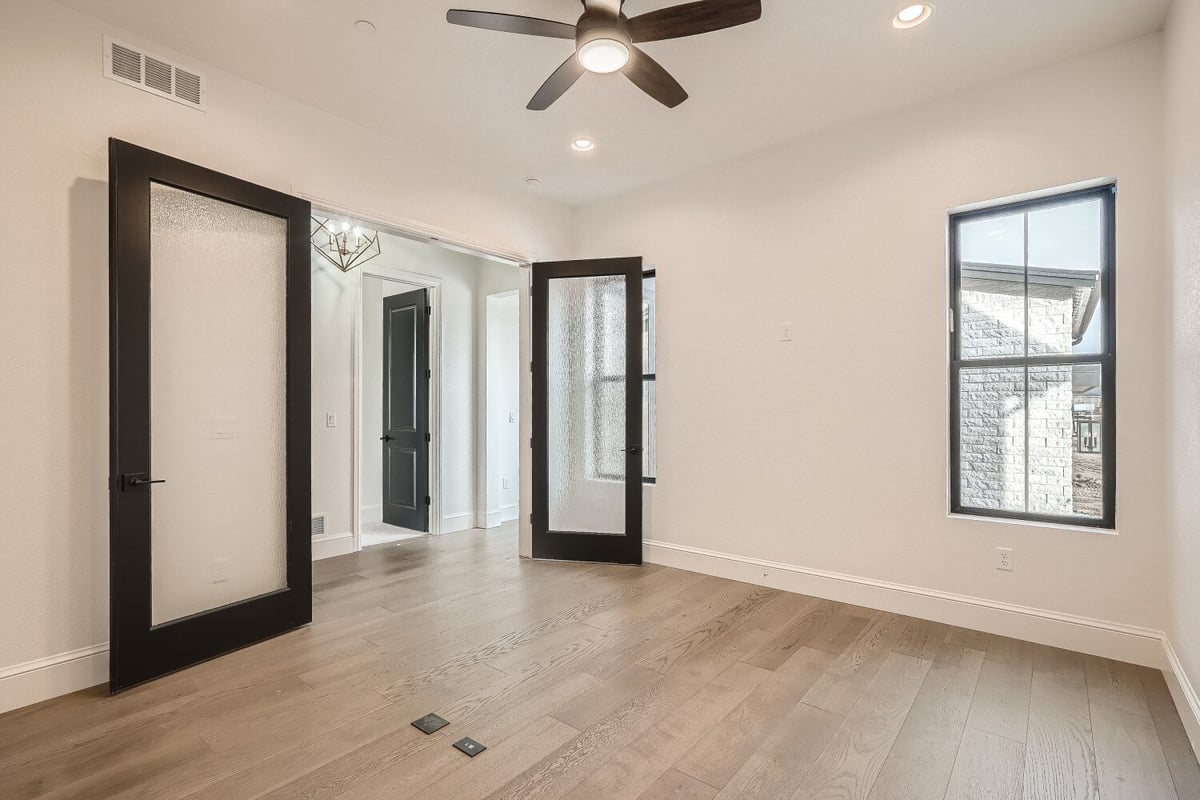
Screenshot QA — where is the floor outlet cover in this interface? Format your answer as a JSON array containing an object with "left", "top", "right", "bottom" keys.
[
  {"left": 411, "top": 713, "right": 449, "bottom": 735},
  {"left": 453, "top": 737, "right": 487, "bottom": 757}
]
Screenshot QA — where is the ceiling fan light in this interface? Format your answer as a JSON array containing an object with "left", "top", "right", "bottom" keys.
[{"left": 578, "top": 38, "right": 630, "bottom": 74}]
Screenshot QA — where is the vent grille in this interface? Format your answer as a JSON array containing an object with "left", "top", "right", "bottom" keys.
[
  {"left": 103, "top": 36, "right": 206, "bottom": 111},
  {"left": 144, "top": 55, "right": 172, "bottom": 94},
  {"left": 110, "top": 42, "right": 141, "bottom": 83},
  {"left": 311, "top": 515, "right": 326, "bottom": 538},
  {"left": 174, "top": 68, "right": 202, "bottom": 105}
]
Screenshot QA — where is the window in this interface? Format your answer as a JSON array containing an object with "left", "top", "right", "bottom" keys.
[
  {"left": 643, "top": 270, "right": 656, "bottom": 483},
  {"left": 589, "top": 270, "right": 656, "bottom": 484},
  {"left": 950, "top": 185, "right": 1115, "bottom": 528}
]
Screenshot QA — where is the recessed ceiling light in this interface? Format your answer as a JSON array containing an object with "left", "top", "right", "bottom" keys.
[
  {"left": 572, "top": 138, "right": 596, "bottom": 152},
  {"left": 354, "top": 19, "right": 377, "bottom": 34},
  {"left": 892, "top": 3, "right": 933, "bottom": 29}
]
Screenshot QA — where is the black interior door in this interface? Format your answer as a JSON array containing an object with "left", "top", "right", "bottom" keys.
[
  {"left": 108, "top": 140, "right": 311, "bottom": 692},
  {"left": 532, "top": 258, "right": 643, "bottom": 564},
  {"left": 381, "top": 288, "right": 430, "bottom": 531}
]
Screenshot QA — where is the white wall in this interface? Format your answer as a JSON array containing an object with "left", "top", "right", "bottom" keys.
[
  {"left": 1165, "top": 0, "right": 1200, "bottom": 743},
  {"left": 486, "top": 293, "right": 521, "bottom": 524},
  {"left": 0, "top": 0, "right": 569, "bottom": 699},
  {"left": 574, "top": 35, "right": 1169, "bottom": 650}
]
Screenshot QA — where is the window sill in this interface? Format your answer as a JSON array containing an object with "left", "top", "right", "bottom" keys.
[{"left": 948, "top": 512, "right": 1117, "bottom": 536}]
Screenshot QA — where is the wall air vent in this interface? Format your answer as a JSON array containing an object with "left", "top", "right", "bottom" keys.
[
  {"left": 311, "top": 514, "right": 326, "bottom": 538},
  {"left": 103, "top": 36, "right": 207, "bottom": 111}
]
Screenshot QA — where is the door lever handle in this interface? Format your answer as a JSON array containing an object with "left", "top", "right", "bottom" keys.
[
  {"left": 380, "top": 435, "right": 395, "bottom": 442},
  {"left": 122, "top": 473, "right": 165, "bottom": 489},
  {"left": 620, "top": 446, "right": 642, "bottom": 454}
]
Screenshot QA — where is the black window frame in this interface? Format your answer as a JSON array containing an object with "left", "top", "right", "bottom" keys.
[
  {"left": 949, "top": 184, "right": 1116, "bottom": 529},
  {"left": 590, "top": 268, "right": 656, "bottom": 485},
  {"left": 642, "top": 269, "right": 656, "bottom": 485}
]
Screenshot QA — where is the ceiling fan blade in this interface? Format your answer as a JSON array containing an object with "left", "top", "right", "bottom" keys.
[
  {"left": 528, "top": 54, "right": 586, "bottom": 111},
  {"left": 623, "top": 48, "right": 688, "bottom": 108},
  {"left": 627, "top": 0, "right": 761, "bottom": 43},
  {"left": 447, "top": 10, "right": 576, "bottom": 39}
]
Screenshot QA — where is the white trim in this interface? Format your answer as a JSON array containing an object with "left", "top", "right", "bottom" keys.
[
  {"left": 0, "top": 644, "right": 109, "bottom": 715},
  {"left": 500, "top": 503, "right": 520, "bottom": 523},
  {"left": 946, "top": 176, "right": 1117, "bottom": 215},
  {"left": 359, "top": 504, "right": 382, "bottom": 524},
  {"left": 350, "top": 264, "right": 445, "bottom": 551},
  {"left": 312, "top": 531, "right": 354, "bottom": 561},
  {"left": 1163, "top": 638, "right": 1200, "bottom": 756},
  {"left": 442, "top": 512, "right": 477, "bottom": 534},
  {"left": 643, "top": 539, "right": 1166, "bottom": 667}
]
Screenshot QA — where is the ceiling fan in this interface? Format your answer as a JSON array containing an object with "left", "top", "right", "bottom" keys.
[{"left": 447, "top": 0, "right": 762, "bottom": 110}]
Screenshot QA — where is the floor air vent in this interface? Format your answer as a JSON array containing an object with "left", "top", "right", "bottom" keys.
[
  {"left": 103, "top": 36, "right": 206, "bottom": 111},
  {"left": 311, "top": 515, "right": 326, "bottom": 538}
]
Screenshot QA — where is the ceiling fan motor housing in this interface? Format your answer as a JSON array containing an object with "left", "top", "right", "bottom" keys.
[{"left": 575, "top": 10, "right": 632, "bottom": 53}]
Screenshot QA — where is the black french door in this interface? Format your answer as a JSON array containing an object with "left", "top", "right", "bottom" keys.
[
  {"left": 381, "top": 288, "right": 430, "bottom": 531},
  {"left": 532, "top": 258, "right": 643, "bottom": 564},
  {"left": 108, "top": 140, "right": 311, "bottom": 692}
]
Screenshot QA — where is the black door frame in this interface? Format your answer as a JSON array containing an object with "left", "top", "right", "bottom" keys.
[
  {"left": 108, "top": 139, "right": 312, "bottom": 693},
  {"left": 381, "top": 288, "right": 431, "bottom": 532},
  {"left": 531, "top": 257, "right": 643, "bottom": 565}
]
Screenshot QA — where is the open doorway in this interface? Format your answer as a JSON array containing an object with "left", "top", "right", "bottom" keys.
[{"left": 350, "top": 229, "right": 523, "bottom": 551}]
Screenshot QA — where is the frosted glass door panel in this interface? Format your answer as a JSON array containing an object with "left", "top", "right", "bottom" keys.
[
  {"left": 149, "top": 182, "right": 288, "bottom": 626},
  {"left": 547, "top": 275, "right": 627, "bottom": 535}
]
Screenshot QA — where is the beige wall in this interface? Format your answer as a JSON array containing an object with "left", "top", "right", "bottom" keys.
[
  {"left": 1165, "top": 0, "right": 1200, "bottom": 742},
  {"left": 573, "top": 35, "right": 1168, "bottom": 636},
  {"left": 0, "top": 0, "right": 570, "bottom": 676}
]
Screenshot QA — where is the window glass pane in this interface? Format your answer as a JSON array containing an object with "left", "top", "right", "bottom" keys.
[
  {"left": 1028, "top": 363, "right": 1103, "bottom": 519},
  {"left": 643, "top": 274, "right": 655, "bottom": 375},
  {"left": 959, "top": 367, "right": 1026, "bottom": 512},
  {"left": 959, "top": 213, "right": 1025, "bottom": 359},
  {"left": 1028, "top": 198, "right": 1104, "bottom": 355},
  {"left": 643, "top": 380, "right": 656, "bottom": 479},
  {"left": 961, "top": 213, "right": 1024, "bottom": 266}
]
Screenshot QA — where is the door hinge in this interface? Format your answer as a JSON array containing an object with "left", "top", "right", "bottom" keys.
[
  {"left": 426, "top": 305, "right": 431, "bottom": 315},
  {"left": 425, "top": 432, "right": 431, "bottom": 443},
  {"left": 424, "top": 495, "right": 431, "bottom": 506},
  {"left": 948, "top": 307, "right": 955, "bottom": 333},
  {"left": 425, "top": 368, "right": 432, "bottom": 380}
]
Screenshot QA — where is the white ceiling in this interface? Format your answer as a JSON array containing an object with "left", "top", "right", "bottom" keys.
[{"left": 60, "top": 0, "right": 1170, "bottom": 205}]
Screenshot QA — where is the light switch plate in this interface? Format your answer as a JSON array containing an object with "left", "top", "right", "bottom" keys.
[
  {"left": 779, "top": 323, "right": 794, "bottom": 342},
  {"left": 325, "top": 412, "right": 337, "bottom": 428}
]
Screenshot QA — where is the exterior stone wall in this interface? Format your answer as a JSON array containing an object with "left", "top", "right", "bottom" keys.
[{"left": 960, "top": 279, "right": 1075, "bottom": 513}]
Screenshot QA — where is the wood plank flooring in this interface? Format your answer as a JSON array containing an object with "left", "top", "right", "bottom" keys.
[{"left": 1, "top": 524, "right": 1197, "bottom": 800}]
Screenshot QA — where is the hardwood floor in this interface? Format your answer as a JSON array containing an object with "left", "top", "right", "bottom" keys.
[{"left": 2, "top": 524, "right": 1198, "bottom": 799}]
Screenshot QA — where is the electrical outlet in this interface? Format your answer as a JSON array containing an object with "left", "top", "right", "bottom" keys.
[
  {"left": 996, "top": 547, "right": 1013, "bottom": 572},
  {"left": 502, "top": 478, "right": 510, "bottom": 489},
  {"left": 779, "top": 322, "right": 794, "bottom": 342},
  {"left": 325, "top": 412, "right": 337, "bottom": 428}
]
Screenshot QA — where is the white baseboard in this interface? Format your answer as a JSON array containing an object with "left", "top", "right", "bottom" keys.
[
  {"left": 500, "top": 503, "right": 519, "bottom": 523},
  {"left": 0, "top": 644, "right": 108, "bottom": 715},
  {"left": 643, "top": 539, "right": 1166, "bottom": 668},
  {"left": 312, "top": 531, "right": 354, "bottom": 560},
  {"left": 1163, "top": 638, "right": 1200, "bottom": 756},
  {"left": 481, "top": 510, "right": 503, "bottom": 529},
  {"left": 441, "top": 512, "right": 476, "bottom": 534},
  {"left": 360, "top": 505, "right": 382, "bottom": 524}
]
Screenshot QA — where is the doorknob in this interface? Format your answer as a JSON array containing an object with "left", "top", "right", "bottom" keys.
[
  {"left": 380, "top": 435, "right": 395, "bottom": 442},
  {"left": 620, "top": 446, "right": 642, "bottom": 454},
  {"left": 121, "top": 473, "right": 166, "bottom": 489}
]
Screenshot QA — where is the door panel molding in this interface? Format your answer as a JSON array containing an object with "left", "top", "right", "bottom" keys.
[{"left": 108, "top": 139, "right": 312, "bottom": 692}]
